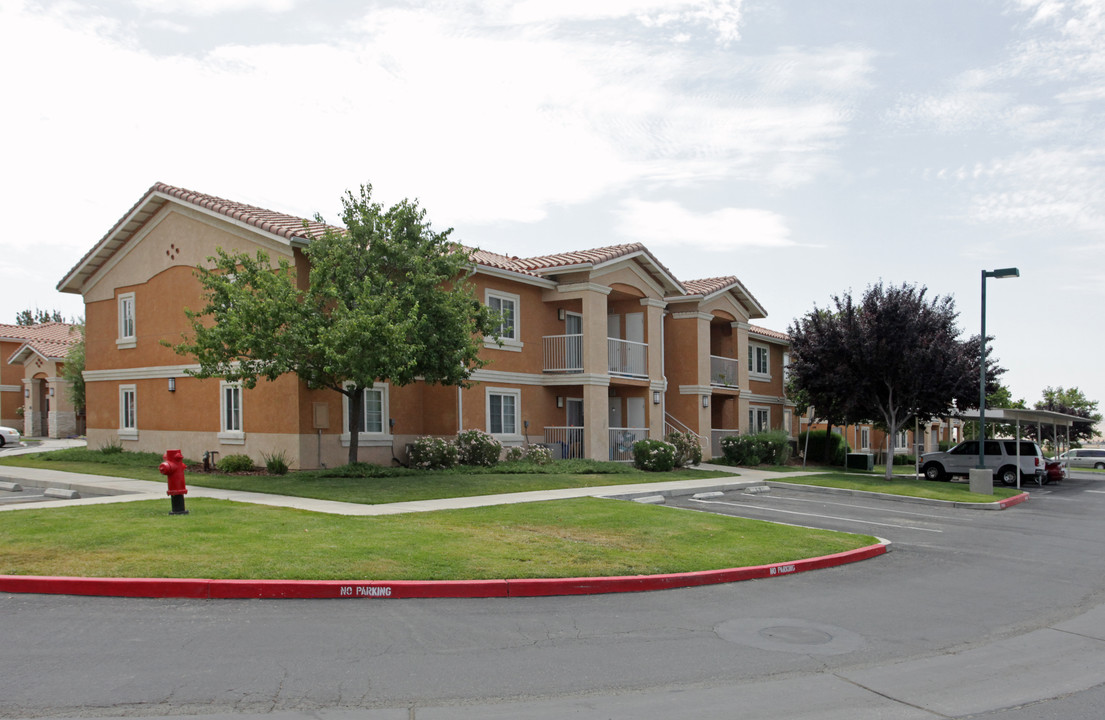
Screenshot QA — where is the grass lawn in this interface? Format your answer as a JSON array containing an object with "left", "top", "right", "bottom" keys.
[
  {"left": 0, "top": 497, "right": 878, "bottom": 580},
  {"left": 0, "top": 449, "right": 733, "bottom": 505},
  {"left": 769, "top": 472, "right": 1021, "bottom": 502}
]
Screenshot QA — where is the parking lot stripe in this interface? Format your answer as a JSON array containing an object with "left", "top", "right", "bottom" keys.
[{"left": 690, "top": 499, "right": 943, "bottom": 533}]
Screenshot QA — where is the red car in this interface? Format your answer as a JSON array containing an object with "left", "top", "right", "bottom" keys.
[{"left": 1043, "top": 459, "right": 1065, "bottom": 484}]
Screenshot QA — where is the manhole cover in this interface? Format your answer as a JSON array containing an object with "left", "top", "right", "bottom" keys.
[{"left": 716, "top": 618, "right": 864, "bottom": 655}]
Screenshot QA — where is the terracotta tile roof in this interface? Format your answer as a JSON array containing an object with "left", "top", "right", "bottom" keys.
[
  {"left": 0, "top": 322, "right": 79, "bottom": 344},
  {"left": 682, "top": 276, "right": 738, "bottom": 296},
  {"left": 1, "top": 323, "right": 81, "bottom": 363},
  {"left": 750, "top": 324, "right": 790, "bottom": 342},
  {"left": 506, "top": 243, "right": 685, "bottom": 293}
]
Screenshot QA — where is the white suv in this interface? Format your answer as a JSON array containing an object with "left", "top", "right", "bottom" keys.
[{"left": 921, "top": 439, "right": 1044, "bottom": 486}]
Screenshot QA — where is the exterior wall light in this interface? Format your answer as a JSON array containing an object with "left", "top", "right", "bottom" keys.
[
  {"left": 702, "top": 395, "right": 710, "bottom": 408},
  {"left": 652, "top": 391, "right": 661, "bottom": 404},
  {"left": 168, "top": 377, "right": 176, "bottom": 392},
  {"left": 558, "top": 308, "right": 566, "bottom": 321},
  {"left": 556, "top": 396, "right": 564, "bottom": 408}
]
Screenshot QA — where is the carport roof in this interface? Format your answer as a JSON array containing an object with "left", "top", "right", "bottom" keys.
[{"left": 958, "top": 408, "right": 1087, "bottom": 428}]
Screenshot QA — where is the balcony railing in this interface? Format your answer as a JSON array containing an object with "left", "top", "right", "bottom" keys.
[
  {"left": 610, "top": 427, "right": 648, "bottom": 462},
  {"left": 542, "top": 334, "right": 584, "bottom": 373},
  {"left": 543, "top": 427, "right": 585, "bottom": 459},
  {"left": 608, "top": 338, "right": 647, "bottom": 378},
  {"left": 710, "top": 355, "right": 740, "bottom": 387}
]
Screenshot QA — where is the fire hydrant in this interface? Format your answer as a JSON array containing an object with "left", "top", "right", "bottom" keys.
[{"left": 159, "top": 449, "right": 188, "bottom": 515}]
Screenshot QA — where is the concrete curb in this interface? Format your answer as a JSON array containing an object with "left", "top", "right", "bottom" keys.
[
  {"left": 764, "top": 481, "right": 1029, "bottom": 510},
  {"left": 0, "top": 541, "right": 889, "bottom": 600}
]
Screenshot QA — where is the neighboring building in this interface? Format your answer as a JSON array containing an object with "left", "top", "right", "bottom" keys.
[
  {"left": 0, "top": 322, "right": 82, "bottom": 438},
  {"left": 800, "top": 415, "right": 964, "bottom": 462},
  {"left": 58, "top": 182, "right": 795, "bottom": 468}
]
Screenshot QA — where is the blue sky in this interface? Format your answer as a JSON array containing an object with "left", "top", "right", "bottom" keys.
[{"left": 2, "top": 0, "right": 1103, "bottom": 426}]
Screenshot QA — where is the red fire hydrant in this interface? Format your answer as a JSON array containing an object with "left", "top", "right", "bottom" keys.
[{"left": 159, "top": 449, "right": 188, "bottom": 515}]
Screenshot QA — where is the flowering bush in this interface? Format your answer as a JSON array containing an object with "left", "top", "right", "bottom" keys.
[
  {"left": 505, "top": 444, "right": 554, "bottom": 465},
  {"left": 455, "top": 429, "right": 502, "bottom": 467},
  {"left": 665, "top": 431, "right": 703, "bottom": 468},
  {"left": 721, "top": 430, "right": 791, "bottom": 466},
  {"left": 632, "top": 438, "right": 677, "bottom": 472},
  {"left": 408, "top": 436, "right": 459, "bottom": 470}
]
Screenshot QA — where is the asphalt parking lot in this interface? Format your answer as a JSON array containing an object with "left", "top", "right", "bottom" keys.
[{"left": 664, "top": 470, "right": 1105, "bottom": 545}]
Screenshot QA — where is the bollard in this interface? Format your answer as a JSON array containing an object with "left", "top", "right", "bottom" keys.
[{"left": 159, "top": 449, "right": 189, "bottom": 515}]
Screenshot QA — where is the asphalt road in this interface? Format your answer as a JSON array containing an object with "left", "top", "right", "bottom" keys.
[{"left": 2, "top": 471, "right": 1105, "bottom": 719}]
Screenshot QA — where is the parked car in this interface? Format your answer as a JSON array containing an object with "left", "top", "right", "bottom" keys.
[
  {"left": 0, "top": 425, "right": 21, "bottom": 448},
  {"left": 1057, "top": 448, "right": 1105, "bottom": 470},
  {"left": 1043, "top": 458, "right": 1066, "bottom": 484},
  {"left": 920, "top": 439, "right": 1044, "bottom": 486}
]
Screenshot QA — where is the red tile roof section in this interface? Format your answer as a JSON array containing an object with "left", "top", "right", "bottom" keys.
[
  {"left": 0, "top": 322, "right": 79, "bottom": 344},
  {"left": 152, "top": 183, "right": 338, "bottom": 241},
  {"left": 750, "top": 324, "right": 790, "bottom": 342},
  {"left": 682, "top": 276, "right": 738, "bottom": 296}
]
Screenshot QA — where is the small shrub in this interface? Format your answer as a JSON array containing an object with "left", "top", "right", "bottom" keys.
[
  {"left": 262, "top": 450, "right": 290, "bottom": 475},
  {"left": 665, "top": 431, "right": 703, "bottom": 468},
  {"left": 216, "top": 453, "right": 255, "bottom": 473},
  {"left": 721, "top": 430, "right": 790, "bottom": 466},
  {"left": 455, "top": 429, "right": 502, "bottom": 467},
  {"left": 798, "top": 430, "right": 850, "bottom": 465},
  {"left": 504, "top": 445, "right": 554, "bottom": 465},
  {"left": 408, "top": 436, "right": 459, "bottom": 470},
  {"left": 632, "top": 438, "right": 676, "bottom": 472},
  {"left": 99, "top": 443, "right": 124, "bottom": 455},
  {"left": 892, "top": 453, "right": 917, "bottom": 466}
]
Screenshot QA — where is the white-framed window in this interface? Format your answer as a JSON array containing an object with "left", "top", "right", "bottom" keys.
[
  {"left": 896, "top": 430, "right": 909, "bottom": 451},
  {"left": 119, "top": 385, "right": 137, "bottom": 439},
  {"left": 749, "top": 406, "right": 770, "bottom": 435},
  {"left": 782, "top": 352, "right": 791, "bottom": 383},
  {"left": 219, "top": 382, "right": 244, "bottom": 444},
  {"left": 487, "top": 387, "right": 520, "bottom": 437},
  {"left": 860, "top": 427, "right": 871, "bottom": 450},
  {"left": 783, "top": 409, "right": 793, "bottom": 436},
  {"left": 117, "top": 292, "right": 136, "bottom": 349},
  {"left": 341, "top": 383, "right": 392, "bottom": 447},
  {"left": 748, "top": 342, "right": 769, "bottom": 378},
  {"left": 485, "top": 289, "right": 522, "bottom": 350}
]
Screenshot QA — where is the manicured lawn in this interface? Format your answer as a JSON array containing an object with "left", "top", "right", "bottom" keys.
[
  {"left": 0, "top": 497, "right": 878, "bottom": 580},
  {"left": 0, "top": 449, "right": 733, "bottom": 505},
  {"left": 770, "top": 473, "right": 1021, "bottom": 502}
]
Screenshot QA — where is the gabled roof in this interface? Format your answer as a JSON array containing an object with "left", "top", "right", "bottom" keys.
[
  {"left": 511, "top": 243, "right": 686, "bottom": 295},
  {"left": 57, "top": 182, "right": 340, "bottom": 294},
  {"left": 674, "top": 276, "right": 768, "bottom": 319},
  {"left": 1, "top": 323, "right": 80, "bottom": 364}
]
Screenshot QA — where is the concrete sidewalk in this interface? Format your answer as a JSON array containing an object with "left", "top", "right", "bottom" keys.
[{"left": 0, "top": 461, "right": 794, "bottom": 515}]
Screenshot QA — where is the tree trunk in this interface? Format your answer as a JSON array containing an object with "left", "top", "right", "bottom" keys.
[{"left": 347, "top": 387, "right": 362, "bottom": 466}]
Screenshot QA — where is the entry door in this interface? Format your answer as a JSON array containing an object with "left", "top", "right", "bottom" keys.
[
  {"left": 566, "top": 312, "right": 583, "bottom": 370},
  {"left": 625, "top": 312, "right": 644, "bottom": 343},
  {"left": 566, "top": 398, "right": 584, "bottom": 459},
  {"left": 626, "top": 396, "right": 645, "bottom": 429},
  {"left": 566, "top": 398, "right": 584, "bottom": 427},
  {"left": 608, "top": 398, "right": 623, "bottom": 428}
]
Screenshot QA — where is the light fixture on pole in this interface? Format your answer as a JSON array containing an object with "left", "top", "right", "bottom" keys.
[{"left": 977, "top": 267, "right": 1019, "bottom": 471}]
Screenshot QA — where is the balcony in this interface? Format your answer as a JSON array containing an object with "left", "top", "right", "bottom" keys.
[
  {"left": 608, "top": 337, "right": 647, "bottom": 378},
  {"left": 610, "top": 427, "right": 648, "bottom": 462},
  {"left": 543, "top": 426, "right": 585, "bottom": 459},
  {"left": 543, "top": 334, "right": 583, "bottom": 373},
  {"left": 710, "top": 355, "right": 740, "bottom": 387}
]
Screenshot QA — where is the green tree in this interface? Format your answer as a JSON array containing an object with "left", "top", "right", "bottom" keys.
[
  {"left": 15, "top": 308, "right": 66, "bottom": 325},
  {"left": 982, "top": 380, "right": 1026, "bottom": 438},
  {"left": 60, "top": 323, "right": 85, "bottom": 411},
  {"left": 174, "top": 184, "right": 497, "bottom": 465}
]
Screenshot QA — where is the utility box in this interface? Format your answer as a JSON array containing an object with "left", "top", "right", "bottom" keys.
[{"left": 846, "top": 452, "right": 874, "bottom": 471}]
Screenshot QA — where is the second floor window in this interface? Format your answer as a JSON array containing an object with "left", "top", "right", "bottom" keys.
[
  {"left": 486, "top": 290, "right": 519, "bottom": 343},
  {"left": 749, "top": 343, "right": 769, "bottom": 376},
  {"left": 117, "top": 292, "right": 136, "bottom": 348}
]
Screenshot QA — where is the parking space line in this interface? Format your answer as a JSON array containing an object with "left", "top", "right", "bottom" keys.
[
  {"left": 690, "top": 499, "right": 943, "bottom": 532},
  {"left": 755, "top": 492, "right": 957, "bottom": 519}
]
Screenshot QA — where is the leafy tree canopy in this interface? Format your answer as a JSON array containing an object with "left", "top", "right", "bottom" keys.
[
  {"left": 173, "top": 184, "right": 497, "bottom": 465},
  {"left": 788, "top": 281, "right": 1004, "bottom": 478},
  {"left": 15, "top": 308, "right": 66, "bottom": 325}
]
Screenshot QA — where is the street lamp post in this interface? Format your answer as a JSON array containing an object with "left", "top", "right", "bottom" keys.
[{"left": 977, "top": 267, "right": 1020, "bottom": 471}]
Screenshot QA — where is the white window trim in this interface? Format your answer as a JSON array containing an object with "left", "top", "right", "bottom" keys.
[
  {"left": 486, "top": 386, "right": 522, "bottom": 441},
  {"left": 748, "top": 342, "right": 770, "bottom": 380},
  {"left": 340, "top": 383, "right": 394, "bottom": 447},
  {"left": 860, "top": 427, "right": 871, "bottom": 450},
  {"left": 748, "top": 405, "right": 770, "bottom": 435},
  {"left": 783, "top": 409, "right": 794, "bottom": 438},
  {"left": 119, "top": 384, "right": 138, "bottom": 440},
  {"left": 218, "top": 381, "right": 245, "bottom": 445},
  {"left": 484, "top": 289, "right": 523, "bottom": 351},
  {"left": 116, "top": 292, "right": 136, "bottom": 349}
]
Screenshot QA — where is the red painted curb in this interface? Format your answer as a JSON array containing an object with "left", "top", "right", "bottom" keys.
[
  {"left": 0, "top": 542, "right": 887, "bottom": 600},
  {"left": 998, "top": 492, "right": 1029, "bottom": 509}
]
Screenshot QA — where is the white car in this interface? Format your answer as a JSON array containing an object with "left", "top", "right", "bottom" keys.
[
  {"left": 1058, "top": 448, "right": 1105, "bottom": 470},
  {"left": 921, "top": 439, "right": 1044, "bottom": 486},
  {"left": 0, "top": 425, "right": 21, "bottom": 448}
]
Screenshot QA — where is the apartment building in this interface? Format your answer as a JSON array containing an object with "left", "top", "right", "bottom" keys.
[
  {"left": 0, "top": 322, "right": 81, "bottom": 437},
  {"left": 58, "top": 182, "right": 795, "bottom": 468}
]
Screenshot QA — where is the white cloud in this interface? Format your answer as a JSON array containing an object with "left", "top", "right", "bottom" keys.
[
  {"left": 129, "top": 0, "right": 296, "bottom": 16},
  {"left": 616, "top": 199, "right": 795, "bottom": 249}
]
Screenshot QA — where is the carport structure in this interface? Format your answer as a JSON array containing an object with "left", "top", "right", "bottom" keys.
[{"left": 959, "top": 407, "right": 1086, "bottom": 488}]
